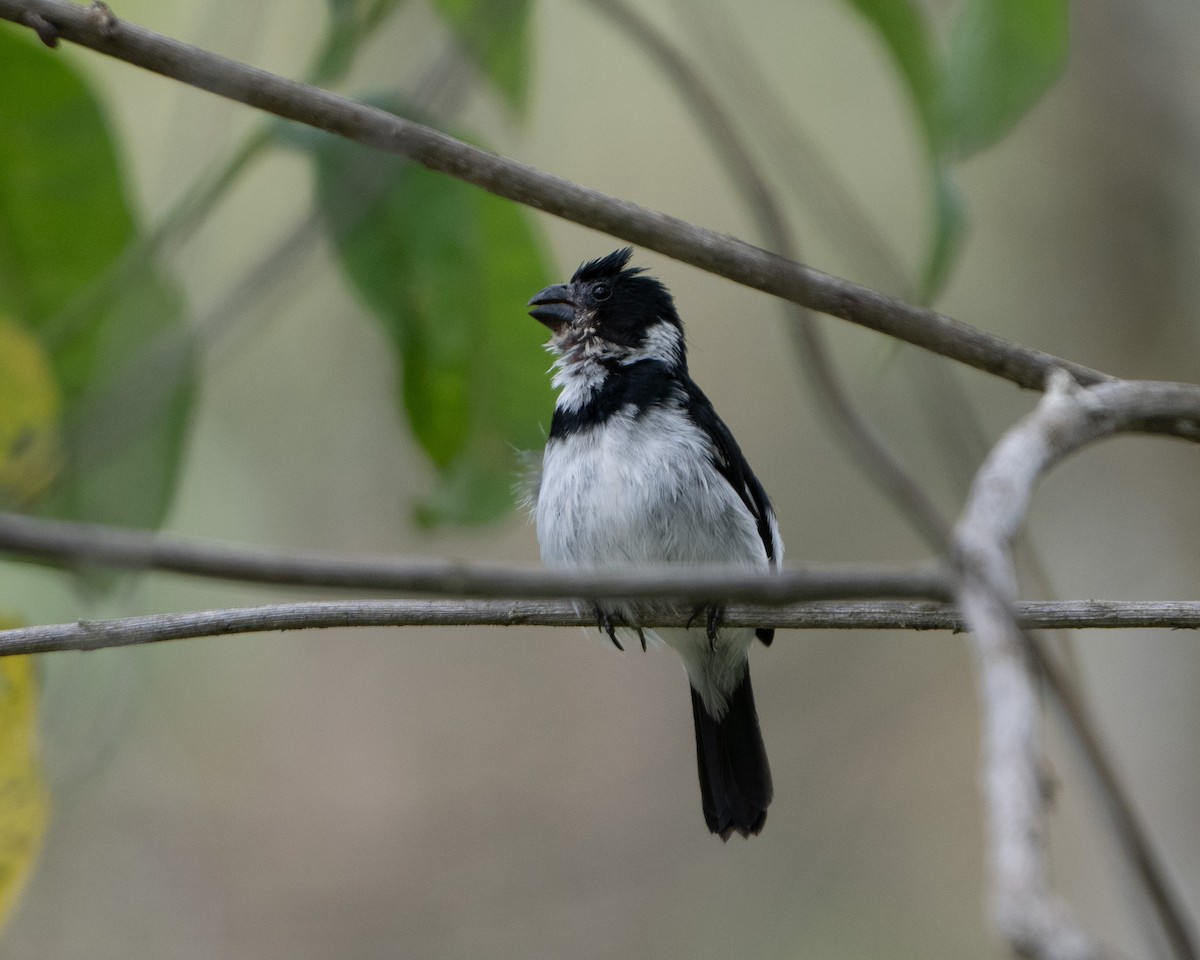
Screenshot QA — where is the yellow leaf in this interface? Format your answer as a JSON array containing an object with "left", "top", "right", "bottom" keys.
[
  {"left": 0, "top": 623, "right": 48, "bottom": 932},
  {"left": 0, "top": 316, "right": 62, "bottom": 507}
]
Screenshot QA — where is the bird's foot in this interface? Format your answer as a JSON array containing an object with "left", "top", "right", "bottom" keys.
[
  {"left": 593, "top": 609, "right": 648, "bottom": 652},
  {"left": 594, "top": 607, "right": 624, "bottom": 651},
  {"left": 687, "top": 603, "right": 723, "bottom": 651},
  {"left": 597, "top": 609, "right": 624, "bottom": 651}
]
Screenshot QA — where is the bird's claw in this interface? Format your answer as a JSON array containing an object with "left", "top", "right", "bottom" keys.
[
  {"left": 594, "top": 610, "right": 649, "bottom": 652},
  {"left": 687, "top": 603, "right": 723, "bottom": 651},
  {"left": 595, "top": 607, "right": 624, "bottom": 651}
]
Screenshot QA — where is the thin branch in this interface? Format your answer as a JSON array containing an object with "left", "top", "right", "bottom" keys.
[
  {"left": 0, "top": 0, "right": 1110, "bottom": 392},
  {"left": 0, "top": 511, "right": 949, "bottom": 603},
  {"left": 3, "top": 598, "right": 1200, "bottom": 656},
  {"left": 954, "top": 372, "right": 1200, "bottom": 960}
]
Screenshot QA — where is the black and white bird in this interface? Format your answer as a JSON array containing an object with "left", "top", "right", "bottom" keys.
[{"left": 528, "top": 248, "right": 782, "bottom": 840}]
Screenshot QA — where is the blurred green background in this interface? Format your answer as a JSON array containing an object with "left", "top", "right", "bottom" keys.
[{"left": 2, "top": 0, "right": 1199, "bottom": 957}]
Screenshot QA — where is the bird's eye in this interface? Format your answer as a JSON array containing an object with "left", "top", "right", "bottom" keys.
[{"left": 592, "top": 282, "right": 612, "bottom": 302}]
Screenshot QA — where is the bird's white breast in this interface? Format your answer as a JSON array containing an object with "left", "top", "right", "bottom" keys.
[{"left": 535, "top": 405, "right": 767, "bottom": 572}]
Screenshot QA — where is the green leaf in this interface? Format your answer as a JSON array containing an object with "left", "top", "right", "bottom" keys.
[
  {"left": 431, "top": 0, "right": 532, "bottom": 114},
  {"left": 942, "top": 0, "right": 1069, "bottom": 158},
  {"left": 919, "top": 161, "right": 967, "bottom": 301},
  {"left": 0, "top": 27, "right": 195, "bottom": 530},
  {"left": 312, "top": 111, "right": 554, "bottom": 525},
  {"left": 46, "top": 270, "right": 194, "bottom": 529},
  {"left": 842, "top": 0, "right": 944, "bottom": 154},
  {"left": 842, "top": 0, "right": 964, "bottom": 300},
  {"left": 0, "top": 36, "right": 135, "bottom": 323},
  {"left": 842, "top": 0, "right": 1067, "bottom": 298}
]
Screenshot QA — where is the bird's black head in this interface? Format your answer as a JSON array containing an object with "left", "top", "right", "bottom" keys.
[{"left": 528, "top": 248, "right": 685, "bottom": 366}]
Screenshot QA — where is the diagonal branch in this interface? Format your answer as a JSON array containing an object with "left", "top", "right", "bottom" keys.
[
  {"left": 0, "top": 0, "right": 1108, "bottom": 392},
  {"left": 954, "top": 371, "right": 1200, "bottom": 960}
]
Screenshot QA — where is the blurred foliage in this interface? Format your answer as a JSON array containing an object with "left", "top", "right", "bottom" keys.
[
  {"left": 0, "top": 636, "right": 47, "bottom": 935},
  {"left": 0, "top": 28, "right": 195, "bottom": 531},
  {"left": 942, "top": 0, "right": 1070, "bottom": 157},
  {"left": 312, "top": 109, "right": 554, "bottom": 525},
  {"left": 316, "top": 0, "right": 410, "bottom": 84},
  {"left": 304, "top": 0, "right": 550, "bottom": 524},
  {"left": 0, "top": 0, "right": 551, "bottom": 535},
  {"left": 431, "top": 0, "right": 533, "bottom": 114},
  {"left": 0, "top": 0, "right": 1067, "bottom": 538},
  {"left": 843, "top": 0, "right": 944, "bottom": 149},
  {"left": 0, "top": 317, "right": 63, "bottom": 508},
  {"left": 843, "top": 0, "right": 1068, "bottom": 298}
]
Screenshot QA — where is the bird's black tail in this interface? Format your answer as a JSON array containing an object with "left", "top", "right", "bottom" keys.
[{"left": 690, "top": 669, "right": 773, "bottom": 840}]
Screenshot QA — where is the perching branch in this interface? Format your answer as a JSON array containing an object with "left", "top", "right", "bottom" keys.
[
  {"left": 954, "top": 372, "right": 1200, "bottom": 960},
  {"left": 0, "top": 0, "right": 1111, "bottom": 392},
  {"left": 0, "top": 504, "right": 1197, "bottom": 655},
  {"left": 3, "top": 598, "right": 1200, "bottom": 657}
]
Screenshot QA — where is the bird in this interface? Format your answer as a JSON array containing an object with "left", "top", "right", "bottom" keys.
[{"left": 527, "top": 247, "right": 782, "bottom": 840}]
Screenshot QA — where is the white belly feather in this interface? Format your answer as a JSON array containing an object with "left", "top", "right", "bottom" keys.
[
  {"left": 537, "top": 406, "right": 766, "bottom": 569},
  {"left": 535, "top": 404, "right": 769, "bottom": 716}
]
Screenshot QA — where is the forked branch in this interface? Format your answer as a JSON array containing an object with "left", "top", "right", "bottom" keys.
[{"left": 954, "top": 372, "right": 1200, "bottom": 960}]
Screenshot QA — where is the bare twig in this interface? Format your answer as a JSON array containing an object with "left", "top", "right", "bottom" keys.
[
  {"left": 954, "top": 372, "right": 1200, "bottom": 960},
  {"left": 0, "top": 511, "right": 948, "bottom": 602},
  {"left": 4, "top": 597, "right": 1200, "bottom": 656},
  {"left": 0, "top": 0, "right": 1111, "bottom": 392}
]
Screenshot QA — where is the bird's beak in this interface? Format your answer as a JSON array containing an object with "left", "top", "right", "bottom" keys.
[{"left": 528, "top": 284, "right": 576, "bottom": 330}]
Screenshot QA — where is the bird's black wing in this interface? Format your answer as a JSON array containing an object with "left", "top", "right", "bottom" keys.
[{"left": 682, "top": 379, "right": 780, "bottom": 645}]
